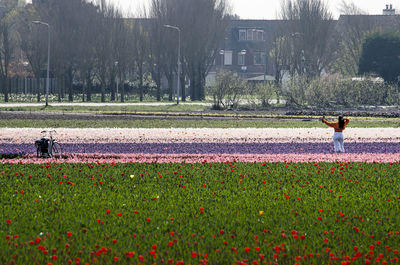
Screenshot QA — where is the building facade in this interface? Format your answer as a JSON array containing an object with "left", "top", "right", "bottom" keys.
[{"left": 207, "top": 5, "right": 400, "bottom": 86}]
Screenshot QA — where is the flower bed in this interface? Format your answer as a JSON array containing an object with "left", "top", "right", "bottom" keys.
[
  {"left": 1, "top": 162, "right": 400, "bottom": 265},
  {"left": 1, "top": 128, "right": 399, "bottom": 163}
]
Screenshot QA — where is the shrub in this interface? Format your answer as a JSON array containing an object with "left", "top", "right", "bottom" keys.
[
  {"left": 281, "top": 76, "right": 308, "bottom": 107},
  {"left": 208, "top": 70, "right": 246, "bottom": 109}
]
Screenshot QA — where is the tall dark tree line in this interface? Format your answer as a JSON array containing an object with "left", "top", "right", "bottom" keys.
[
  {"left": 149, "top": 0, "right": 230, "bottom": 101},
  {"left": 3, "top": 0, "right": 230, "bottom": 103}
]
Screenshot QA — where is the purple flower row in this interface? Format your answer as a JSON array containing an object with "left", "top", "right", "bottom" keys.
[{"left": 1, "top": 142, "right": 400, "bottom": 155}]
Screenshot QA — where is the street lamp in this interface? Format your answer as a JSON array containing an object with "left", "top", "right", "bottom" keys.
[
  {"left": 240, "top": 49, "right": 247, "bottom": 79},
  {"left": 22, "top": 61, "right": 29, "bottom": 94},
  {"left": 164, "top": 24, "right": 181, "bottom": 104},
  {"left": 115, "top": 61, "right": 119, "bottom": 101},
  {"left": 219, "top": 49, "right": 224, "bottom": 69},
  {"left": 32, "top": 20, "right": 50, "bottom": 107}
]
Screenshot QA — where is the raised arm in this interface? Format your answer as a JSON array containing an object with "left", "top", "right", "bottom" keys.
[{"left": 322, "top": 119, "right": 336, "bottom": 128}]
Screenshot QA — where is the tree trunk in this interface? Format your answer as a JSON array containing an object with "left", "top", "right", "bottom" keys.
[
  {"left": 101, "top": 83, "right": 106, "bottom": 102},
  {"left": 120, "top": 72, "right": 125, "bottom": 102},
  {"left": 86, "top": 70, "right": 92, "bottom": 102},
  {"left": 166, "top": 74, "right": 173, "bottom": 101},
  {"left": 100, "top": 70, "right": 106, "bottom": 102},
  {"left": 36, "top": 76, "right": 41, "bottom": 102},
  {"left": 58, "top": 76, "right": 62, "bottom": 102},
  {"left": 180, "top": 74, "right": 185, "bottom": 102},
  {"left": 110, "top": 72, "right": 116, "bottom": 101},
  {"left": 139, "top": 64, "right": 143, "bottom": 102},
  {"left": 199, "top": 68, "right": 206, "bottom": 100},
  {"left": 156, "top": 72, "right": 161, "bottom": 101},
  {"left": 67, "top": 68, "right": 73, "bottom": 102},
  {"left": 2, "top": 77, "right": 8, "bottom": 102},
  {"left": 0, "top": 77, "right": 2, "bottom": 99}
]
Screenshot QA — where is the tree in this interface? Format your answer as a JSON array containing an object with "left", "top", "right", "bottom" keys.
[
  {"left": 209, "top": 69, "right": 246, "bottom": 109},
  {"left": 270, "top": 34, "right": 292, "bottom": 85},
  {"left": 359, "top": 31, "right": 400, "bottom": 85},
  {"left": 280, "top": 0, "right": 335, "bottom": 78},
  {"left": 0, "top": 0, "right": 18, "bottom": 102},
  {"left": 150, "top": 0, "right": 230, "bottom": 101},
  {"left": 149, "top": 0, "right": 169, "bottom": 101},
  {"left": 74, "top": 1, "right": 99, "bottom": 102},
  {"left": 94, "top": 0, "right": 116, "bottom": 102},
  {"left": 18, "top": 2, "right": 46, "bottom": 102},
  {"left": 132, "top": 20, "right": 149, "bottom": 102},
  {"left": 330, "top": 1, "right": 372, "bottom": 76},
  {"left": 181, "top": 0, "right": 230, "bottom": 100}
]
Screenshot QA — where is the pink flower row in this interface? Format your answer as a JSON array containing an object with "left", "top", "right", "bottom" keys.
[
  {"left": 1, "top": 128, "right": 399, "bottom": 143},
  {"left": 2, "top": 153, "right": 399, "bottom": 164}
]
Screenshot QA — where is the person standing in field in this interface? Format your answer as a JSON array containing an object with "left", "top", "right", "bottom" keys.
[{"left": 321, "top": 116, "right": 350, "bottom": 153}]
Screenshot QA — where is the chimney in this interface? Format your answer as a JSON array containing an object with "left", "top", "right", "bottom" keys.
[{"left": 383, "top": 4, "right": 396, "bottom": 15}]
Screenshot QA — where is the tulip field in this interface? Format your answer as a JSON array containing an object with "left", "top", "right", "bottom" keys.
[{"left": 1, "top": 124, "right": 400, "bottom": 264}]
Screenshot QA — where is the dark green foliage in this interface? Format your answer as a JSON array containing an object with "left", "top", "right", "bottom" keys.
[{"left": 359, "top": 31, "right": 400, "bottom": 84}]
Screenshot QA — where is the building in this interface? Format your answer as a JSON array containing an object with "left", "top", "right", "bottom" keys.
[
  {"left": 208, "top": 19, "right": 285, "bottom": 85},
  {"left": 207, "top": 4, "right": 400, "bottom": 86}
]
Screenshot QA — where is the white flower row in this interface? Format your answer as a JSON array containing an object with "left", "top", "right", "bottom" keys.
[{"left": 1, "top": 127, "right": 399, "bottom": 143}]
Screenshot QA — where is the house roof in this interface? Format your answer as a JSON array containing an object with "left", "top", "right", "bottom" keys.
[{"left": 246, "top": 75, "right": 275, "bottom": 81}]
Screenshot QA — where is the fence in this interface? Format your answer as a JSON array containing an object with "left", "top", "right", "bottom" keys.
[{"left": 4, "top": 77, "right": 58, "bottom": 94}]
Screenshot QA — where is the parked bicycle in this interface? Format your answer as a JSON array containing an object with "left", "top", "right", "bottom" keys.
[{"left": 35, "top": 130, "right": 62, "bottom": 158}]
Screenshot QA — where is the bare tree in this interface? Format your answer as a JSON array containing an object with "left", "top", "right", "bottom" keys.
[
  {"left": 93, "top": 0, "right": 116, "bottom": 102},
  {"left": 270, "top": 34, "right": 292, "bottom": 85},
  {"left": 330, "top": 1, "right": 374, "bottom": 76},
  {"left": 0, "top": 0, "right": 18, "bottom": 102},
  {"left": 181, "top": 0, "right": 230, "bottom": 100},
  {"left": 132, "top": 20, "right": 149, "bottom": 102},
  {"left": 74, "top": 2, "right": 99, "bottom": 102},
  {"left": 150, "top": 0, "right": 230, "bottom": 101},
  {"left": 149, "top": 0, "right": 168, "bottom": 101},
  {"left": 280, "top": 0, "right": 335, "bottom": 78},
  {"left": 337, "top": 0, "right": 366, "bottom": 15},
  {"left": 18, "top": 3, "right": 46, "bottom": 102}
]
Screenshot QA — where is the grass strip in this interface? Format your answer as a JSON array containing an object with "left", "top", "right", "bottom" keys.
[{"left": 0, "top": 118, "right": 399, "bottom": 128}]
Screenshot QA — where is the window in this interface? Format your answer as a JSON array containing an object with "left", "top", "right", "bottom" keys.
[
  {"left": 224, "top": 50, "right": 232, "bottom": 65},
  {"left": 238, "top": 53, "right": 245, "bottom": 65},
  {"left": 239, "top": 28, "right": 265, "bottom": 41},
  {"left": 239, "top": 29, "right": 246, "bottom": 41},
  {"left": 254, "top": 52, "right": 266, "bottom": 65},
  {"left": 257, "top": 30, "right": 264, "bottom": 41},
  {"left": 246, "top": 29, "right": 253, "bottom": 41}
]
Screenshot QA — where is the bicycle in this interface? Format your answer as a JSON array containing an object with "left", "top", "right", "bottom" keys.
[{"left": 35, "top": 130, "right": 62, "bottom": 158}]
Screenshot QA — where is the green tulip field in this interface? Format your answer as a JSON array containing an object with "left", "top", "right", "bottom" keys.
[{"left": 1, "top": 161, "right": 399, "bottom": 265}]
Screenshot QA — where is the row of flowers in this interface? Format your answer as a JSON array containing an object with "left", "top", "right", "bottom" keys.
[
  {"left": 1, "top": 142, "right": 400, "bottom": 155},
  {"left": 1, "top": 128, "right": 400, "bottom": 143},
  {"left": 1, "top": 127, "right": 399, "bottom": 163},
  {"left": 2, "top": 153, "right": 400, "bottom": 163}
]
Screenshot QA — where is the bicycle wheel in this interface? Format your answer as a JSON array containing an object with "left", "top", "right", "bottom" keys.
[{"left": 51, "top": 142, "right": 62, "bottom": 158}]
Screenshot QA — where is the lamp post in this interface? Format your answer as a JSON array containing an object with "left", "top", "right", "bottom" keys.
[
  {"left": 240, "top": 49, "right": 247, "bottom": 79},
  {"left": 219, "top": 49, "right": 224, "bottom": 70},
  {"left": 164, "top": 24, "right": 181, "bottom": 104},
  {"left": 23, "top": 61, "right": 29, "bottom": 94},
  {"left": 32, "top": 21, "right": 50, "bottom": 107},
  {"left": 115, "top": 61, "right": 119, "bottom": 101}
]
